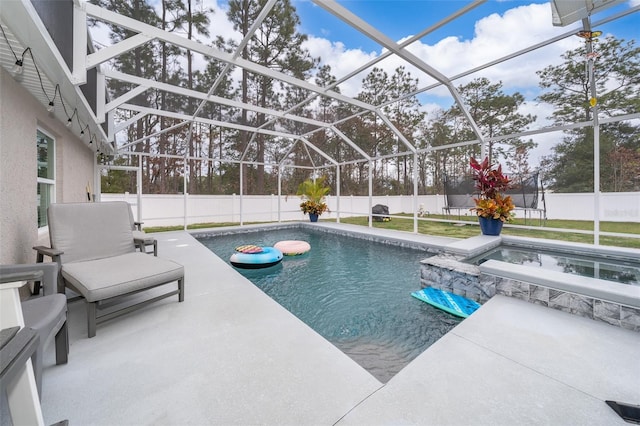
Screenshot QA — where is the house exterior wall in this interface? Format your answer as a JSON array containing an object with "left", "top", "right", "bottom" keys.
[{"left": 0, "top": 68, "right": 95, "bottom": 264}]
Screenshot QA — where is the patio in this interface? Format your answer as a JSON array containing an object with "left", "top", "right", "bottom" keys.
[
  {"left": 31, "top": 225, "right": 639, "bottom": 425},
  {"left": 1, "top": 1, "right": 638, "bottom": 423}
]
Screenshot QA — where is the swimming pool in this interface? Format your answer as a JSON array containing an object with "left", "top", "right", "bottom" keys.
[
  {"left": 468, "top": 245, "right": 640, "bottom": 286},
  {"left": 197, "top": 227, "right": 461, "bottom": 382}
]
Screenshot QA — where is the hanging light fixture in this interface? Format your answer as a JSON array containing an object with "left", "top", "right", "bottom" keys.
[
  {"left": 0, "top": 24, "right": 103, "bottom": 146},
  {"left": 11, "top": 59, "right": 23, "bottom": 75}
]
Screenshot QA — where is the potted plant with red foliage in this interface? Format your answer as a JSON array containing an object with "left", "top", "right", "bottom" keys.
[{"left": 469, "top": 157, "right": 515, "bottom": 235}]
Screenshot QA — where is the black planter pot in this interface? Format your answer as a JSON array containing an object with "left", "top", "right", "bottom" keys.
[
  {"left": 309, "top": 213, "right": 319, "bottom": 222},
  {"left": 479, "top": 216, "right": 503, "bottom": 235}
]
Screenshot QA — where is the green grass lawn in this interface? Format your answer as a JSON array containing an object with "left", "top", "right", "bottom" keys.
[
  {"left": 337, "top": 214, "right": 640, "bottom": 249},
  {"left": 143, "top": 215, "right": 640, "bottom": 249}
]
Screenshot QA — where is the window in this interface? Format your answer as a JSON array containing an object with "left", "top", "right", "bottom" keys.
[{"left": 37, "top": 129, "right": 55, "bottom": 228}]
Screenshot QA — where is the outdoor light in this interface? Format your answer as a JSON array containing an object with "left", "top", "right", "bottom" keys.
[
  {"left": 66, "top": 118, "right": 73, "bottom": 127},
  {"left": 80, "top": 129, "right": 85, "bottom": 136},
  {"left": 47, "top": 101, "right": 55, "bottom": 112},
  {"left": 11, "top": 59, "right": 23, "bottom": 75}
]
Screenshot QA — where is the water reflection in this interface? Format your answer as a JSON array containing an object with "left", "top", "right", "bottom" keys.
[{"left": 478, "top": 247, "right": 639, "bottom": 285}]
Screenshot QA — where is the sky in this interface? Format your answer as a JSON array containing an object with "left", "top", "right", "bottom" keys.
[
  {"left": 93, "top": 0, "right": 639, "bottom": 166},
  {"left": 196, "top": 0, "right": 638, "bottom": 163},
  {"left": 192, "top": 0, "right": 638, "bottom": 104}
]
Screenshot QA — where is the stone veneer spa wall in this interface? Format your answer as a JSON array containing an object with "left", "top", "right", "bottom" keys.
[{"left": 421, "top": 254, "right": 640, "bottom": 332}]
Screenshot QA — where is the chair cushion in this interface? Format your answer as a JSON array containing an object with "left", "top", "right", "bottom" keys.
[
  {"left": 48, "top": 202, "right": 135, "bottom": 263},
  {"left": 61, "top": 253, "right": 184, "bottom": 302}
]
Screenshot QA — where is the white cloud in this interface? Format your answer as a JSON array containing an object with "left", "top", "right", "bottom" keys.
[
  {"left": 297, "top": 3, "right": 588, "bottom": 170},
  {"left": 92, "top": 1, "right": 583, "bottom": 105},
  {"left": 303, "top": 36, "right": 378, "bottom": 97},
  {"left": 300, "top": 3, "right": 586, "bottom": 113},
  {"left": 204, "top": 0, "right": 240, "bottom": 44},
  {"left": 406, "top": 4, "right": 581, "bottom": 96},
  {"left": 419, "top": 102, "right": 444, "bottom": 120},
  {"left": 517, "top": 101, "right": 559, "bottom": 166},
  {"left": 92, "top": 0, "right": 632, "bottom": 169}
]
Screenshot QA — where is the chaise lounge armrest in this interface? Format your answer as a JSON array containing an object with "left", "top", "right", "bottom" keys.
[
  {"left": 32, "top": 247, "right": 65, "bottom": 294},
  {"left": 1, "top": 263, "right": 61, "bottom": 297},
  {"left": 33, "top": 246, "right": 64, "bottom": 259},
  {"left": 133, "top": 232, "right": 154, "bottom": 245},
  {"left": 133, "top": 232, "right": 158, "bottom": 256},
  {"left": 0, "top": 326, "right": 39, "bottom": 387},
  {"left": 0, "top": 270, "right": 43, "bottom": 285}
]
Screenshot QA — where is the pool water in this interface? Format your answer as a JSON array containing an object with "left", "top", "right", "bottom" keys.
[
  {"left": 470, "top": 246, "right": 640, "bottom": 285},
  {"left": 198, "top": 228, "right": 461, "bottom": 383}
]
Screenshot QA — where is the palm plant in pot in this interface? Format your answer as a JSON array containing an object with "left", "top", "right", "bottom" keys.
[
  {"left": 297, "top": 177, "right": 330, "bottom": 222},
  {"left": 469, "top": 157, "right": 515, "bottom": 235}
]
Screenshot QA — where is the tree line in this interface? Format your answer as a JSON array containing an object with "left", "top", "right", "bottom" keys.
[{"left": 97, "top": 0, "right": 640, "bottom": 196}]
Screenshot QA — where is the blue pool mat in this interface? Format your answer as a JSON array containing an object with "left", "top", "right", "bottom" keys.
[{"left": 411, "top": 287, "right": 481, "bottom": 318}]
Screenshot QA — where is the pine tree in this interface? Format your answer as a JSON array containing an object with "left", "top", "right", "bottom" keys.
[
  {"left": 447, "top": 77, "right": 536, "bottom": 166},
  {"left": 227, "top": 0, "right": 313, "bottom": 194},
  {"left": 94, "top": 0, "right": 161, "bottom": 192},
  {"left": 537, "top": 36, "right": 640, "bottom": 192},
  {"left": 193, "top": 37, "right": 239, "bottom": 194},
  {"left": 383, "top": 66, "right": 425, "bottom": 194}
]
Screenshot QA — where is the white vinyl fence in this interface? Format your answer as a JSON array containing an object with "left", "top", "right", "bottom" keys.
[{"left": 100, "top": 192, "right": 639, "bottom": 228}]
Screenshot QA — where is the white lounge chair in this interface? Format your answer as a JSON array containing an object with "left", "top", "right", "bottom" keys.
[{"left": 0, "top": 263, "right": 68, "bottom": 397}]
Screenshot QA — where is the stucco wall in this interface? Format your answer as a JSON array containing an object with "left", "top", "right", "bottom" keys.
[{"left": 0, "top": 68, "right": 95, "bottom": 264}]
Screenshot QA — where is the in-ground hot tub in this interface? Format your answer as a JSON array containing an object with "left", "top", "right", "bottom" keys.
[
  {"left": 467, "top": 242, "right": 639, "bottom": 286},
  {"left": 421, "top": 235, "right": 640, "bottom": 331}
]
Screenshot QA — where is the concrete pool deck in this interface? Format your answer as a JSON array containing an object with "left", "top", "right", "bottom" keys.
[{"left": 29, "top": 224, "right": 640, "bottom": 425}]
